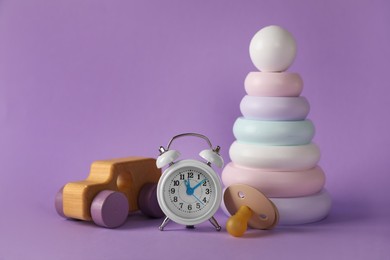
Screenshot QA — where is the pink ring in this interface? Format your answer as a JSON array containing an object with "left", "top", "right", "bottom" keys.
[
  {"left": 221, "top": 189, "right": 332, "bottom": 225},
  {"left": 244, "top": 72, "right": 303, "bottom": 97},
  {"left": 221, "top": 163, "right": 325, "bottom": 197}
]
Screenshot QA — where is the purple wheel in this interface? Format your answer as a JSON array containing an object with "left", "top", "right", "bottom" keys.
[
  {"left": 91, "top": 190, "right": 129, "bottom": 228},
  {"left": 138, "top": 183, "right": 164, "bottom": 218},
  {"left": 55, "top": 186, "right": 66, "bottom": 218}
]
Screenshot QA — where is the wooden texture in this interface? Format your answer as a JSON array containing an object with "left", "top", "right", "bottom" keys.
[{"left": 62, "top": 157, "right": 161, "bottom": 221}]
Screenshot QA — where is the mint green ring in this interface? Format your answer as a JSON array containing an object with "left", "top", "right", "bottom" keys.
[{"left": 233, "top": 118, "right": 315, "bottom": 145}]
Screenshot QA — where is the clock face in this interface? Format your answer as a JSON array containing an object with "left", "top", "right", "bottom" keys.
[{"left": 157, "top": 160, "right": 222, "bottom": 225}]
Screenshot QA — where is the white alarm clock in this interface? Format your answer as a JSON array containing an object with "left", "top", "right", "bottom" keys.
[{"left": 156, "top": 133, "right": 224, "bottom": 231}]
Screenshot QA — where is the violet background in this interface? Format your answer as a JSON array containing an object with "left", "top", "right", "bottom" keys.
[{"left": 0, "top": 0, "right": 389, "bottom": 259}]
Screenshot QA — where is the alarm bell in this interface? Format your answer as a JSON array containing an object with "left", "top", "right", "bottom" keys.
[
  {"left": 156, "top": 149, "right": 180, "bottom": 169},
  {"left": 199, "top": 148, "right": 224, "bottom": 168}
]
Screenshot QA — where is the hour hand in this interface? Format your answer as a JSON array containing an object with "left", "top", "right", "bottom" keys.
[{"left": 184, "top": 179, "right": 193, "bottom": 195}]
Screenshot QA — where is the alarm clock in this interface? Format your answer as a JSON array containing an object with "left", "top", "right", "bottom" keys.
[{"left": 156, "top": 133, "right": 224, "bottom": 231}]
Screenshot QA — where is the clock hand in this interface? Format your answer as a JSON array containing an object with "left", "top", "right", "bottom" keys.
[
  {"left": 192, "top": 194, "right": 204, "bottom": 205},
  {"left": 184, "top": 178, "right": 193, "bottom": 195},
  {"left": 192, "top": 179, "right": 206, "bottom": 191}
]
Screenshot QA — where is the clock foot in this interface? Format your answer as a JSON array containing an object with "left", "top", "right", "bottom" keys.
[
  {"left": 186, "top": 225, "right": 195, "bottom": 229},
  {"left": 159, "top": 216, "right": 170, "bottom": 231},
  {"left": 209, "top": 216, "right": 221, "bottom": 231}
]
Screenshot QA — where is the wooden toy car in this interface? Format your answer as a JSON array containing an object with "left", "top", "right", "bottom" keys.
[{"left": 55, "top": 156, "right": 163, "bottom": 228}]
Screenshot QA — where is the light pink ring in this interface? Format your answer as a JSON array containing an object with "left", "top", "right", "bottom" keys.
[
  {"left": 245, "top": 72, "right": 303, "bottom": 97},
  {"left": 221, "top": 163, "right": 325, "bottom": 197}
]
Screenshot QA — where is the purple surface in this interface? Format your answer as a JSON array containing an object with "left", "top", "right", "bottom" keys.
[{"left": 0, "top": 0, "right": 389, "bottom": 259}]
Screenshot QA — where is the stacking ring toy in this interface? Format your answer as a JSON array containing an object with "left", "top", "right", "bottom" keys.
[
  {"left": 233, "top": 118, "right": 315, "bottom": 145},
  {"left": 221, "top": 163, "right": 325, "bottom": 197},
  {"left": 229, "top": 141, "right": 320, "bottom": 171},
  {"left": 240, "top": 96, "right": 310, "bottom": 120},
  {"left": 270, "top": 189, "right": 332, "bottom": 225},
  {"left": 244, "top": 72, "right": 303, "bottom": 97}
]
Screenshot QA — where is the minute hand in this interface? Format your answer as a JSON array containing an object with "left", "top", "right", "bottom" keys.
[{"left": 192, "top": 179, "right": 206, "bottom": 191}]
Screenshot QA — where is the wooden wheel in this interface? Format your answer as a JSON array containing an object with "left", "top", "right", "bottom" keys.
[
  {"left": 138, "top": 183, "right": 164, "bottom": 218},
  {"left": 90, "top": 190, "right": 129, "bottom": 228}
]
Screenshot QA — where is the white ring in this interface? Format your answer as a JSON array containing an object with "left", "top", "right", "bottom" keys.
[
  {"left": 240, "top": 96, "right": 310, "bottom": 120},
  {"left": 229, "top": 141, "right": 320, "bottom": 171},
  {"left": 270, "top": 189, "right": 332, "bottom": 225},
  {"left": 221, "top": 163, "right": 325, "bottom": 197},
  {"left": 233, "top": 118, "right": 315, "bottom": 145}
]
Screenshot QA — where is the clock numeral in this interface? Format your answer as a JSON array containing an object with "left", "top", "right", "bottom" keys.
[
  {"left": 197, "top": 174, "right": 201, "bottom": 180},
  {"left": 179, "top": 174, "right": 185, "bottom": 180},
  {"left": 173, "top": 196, "right": 178, "bottom": 202},
  {"left": 203, "top": 197, "right": 207, "bottom": 203},
  {"left": 187, "top": 172, "right": 194, "bottom": 179},
  {"left": 179, "top": 203, "right": 183, "bottom": 209},
  {"left": 205, "top": 188, "right": 210, "bottom": 194},
  {"left": 188, "top": 204, "right": 192, "bottom": 210},
  {"left": 170, "top": 188, "right": 175, "bottom": 194},
  {"left": 173, "top": 180, "right": 180, "bottom": 186},
  {"left": 196, "top": 203, "right": 201, "bottom": 209},
  {"left": 202, "top": 181, "right": 207, "bottom": 186}
]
